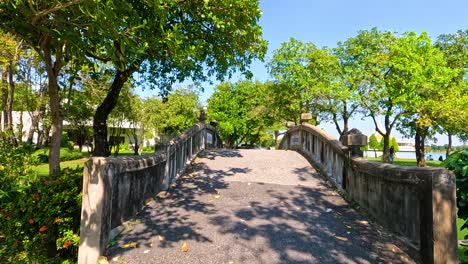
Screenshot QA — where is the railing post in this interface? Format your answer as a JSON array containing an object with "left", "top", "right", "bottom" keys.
[{"left": 163, "top": 144, "right": 170, "bottom": 190}]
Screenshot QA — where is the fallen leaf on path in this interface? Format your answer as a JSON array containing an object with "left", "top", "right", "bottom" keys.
[
  {"left": 97, "top": 256, "right": 109, "bottom": 264},
  {"left": 119, "top": 242, "right": 137, "bottom": 249},
  {"left": 181, "top": 242, "right": 189, "bottom": 252},
  {"left": 143, "top": 249, "right": 150, "bottom": 254},
  {"left": 358, "top": 220, "right": 369, "bottom": 225},
  {"left": 214, "top": 194, "right": 221, "bottom": 199},
  {"left": 158, "top": 235, "right": 165, "bottom": 241},
  {"left": 208, "top": 199, "right": 214, "bottom": 203},
  {"left": 335, "top": 236, "right": 348, "bottom": 241},
  {"left": 294, "top": 207, "right": 301, "bottom": 211},
  {"left": 229, "top": 261, "right": 235, "bottom": 264},
  {"left": 346, "top": 225, "right": 352, "bottom": 229},
  {"left": 247, "top": 182, "right": 251, "bottom": 186}
]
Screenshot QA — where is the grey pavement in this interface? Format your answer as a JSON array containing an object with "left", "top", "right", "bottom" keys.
[{"left": 106, "top": 149, "right": 416, "bottom": 264}]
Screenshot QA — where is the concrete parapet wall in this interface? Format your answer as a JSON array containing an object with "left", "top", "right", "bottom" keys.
[
  {"left": 78, "top": 123, "right": 222, "bottom": 264},
  {"left": 280, "top": 124, "right": 457, "bottom": 264}
]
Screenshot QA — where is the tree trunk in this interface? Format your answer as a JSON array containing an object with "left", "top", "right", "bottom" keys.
[
  {"left": 133, "top": 128, "right": 140, "bottom": 156},
  {"left": 42, "top": 38, "right": 63, "bottom": 177},
  {"left": 27, "top": 86, "right": 46, "bottom": 144},
  {"left": 46, "top": 73, "right": 62, "bottom": 176},
  {"left": 1, "top": 68, "right": 8, "bottom": 132},
  {"left": 342, "top": 117, "right": 349, "bottom": 136},
  {"left": 7, "top": 63, "right": 17, "bottom": 145},
  {"left": 382, "top": 134, "right": 390, "bottom": 163},
  {"left": 93, "top": 70, "right": 127, "bottom": 157},
  {"left": 415, "top": 128, "right": 426, "bottom": 167},
  {"left": 446, "top": 132, "right": 452, "bottom": 159},
  {"left": 17, "top": 111, "right": 23, "bottom": 143},
  {"left": 274, "top": 130, "right": 279, "bottom": 148}
]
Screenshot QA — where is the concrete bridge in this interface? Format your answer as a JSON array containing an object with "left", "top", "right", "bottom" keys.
[{"left": 77, "top": 123, "right": 457, "bottom": 264}]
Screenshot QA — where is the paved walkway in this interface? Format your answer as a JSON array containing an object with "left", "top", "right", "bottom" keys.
[{"left": 107, "top": 149, "right": 416, "bottom": 264}]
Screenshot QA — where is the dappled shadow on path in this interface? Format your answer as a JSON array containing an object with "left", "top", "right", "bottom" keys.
[
  {"left": 106, "top": 149, "right": 417, "bottom": 264},
  {"left": 198, "top": 148, "right": 243, "bottom": 160},
  {"left": 106, "top": 154, "right": 252, "bottom": 258},
  {"left": 208, "top": 183, "right": 416, "bottom": 263}
]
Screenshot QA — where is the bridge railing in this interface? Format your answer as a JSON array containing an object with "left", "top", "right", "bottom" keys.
[
  {"left": 78, "top": 123, "right": 222, "bottom": 264},
  {"left": 280, "top": 124, "right": 348, "bottom": 188},
  {"left": 280, "top": 123, "right": 457, "bottom": 264}
]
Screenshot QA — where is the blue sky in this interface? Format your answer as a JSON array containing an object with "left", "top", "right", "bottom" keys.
[{"left": 141, "top": 0, "right": 468, "bottom": 145}]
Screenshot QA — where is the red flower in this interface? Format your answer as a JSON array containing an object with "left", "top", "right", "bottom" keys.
[
  {"left": 28, "top": 218, "right": 34, "bottom": 224},
  {"left": 39, "top": 226, "right": 48, "bottom": 233},
  {"left": 63, "top": 240, "right": 72, "bottom": 248}
]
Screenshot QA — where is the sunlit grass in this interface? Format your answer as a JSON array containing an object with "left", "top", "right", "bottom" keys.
[
  {"left": 33, "top": 158, "right": 88, "bottom": 176},
  {"left": 365, "top": 157, "right": 443, "bottom": 167}
]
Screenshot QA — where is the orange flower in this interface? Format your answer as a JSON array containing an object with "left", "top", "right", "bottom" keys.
[
  {"left": 39, "top": 226, "right": 48, "bottom": 233},
  {"left": 28, "top": 218, "right": 34, "bottom": 224},
  {"left": 31, "top": 193, "right": 40, "bottom": 200},
  {"left": 54, "top": 218, "right": 62, "bottom": 224},
  {"left": 63, "top": 240, "right": 72, "bottom": 248}
]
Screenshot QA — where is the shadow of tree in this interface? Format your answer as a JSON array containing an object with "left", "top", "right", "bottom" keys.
[
  {"left": 198, "top": 149, "right": 243, "bottom": 160},
  {"left": 106, "top": 149, "right": 417, "bottom": 264}
]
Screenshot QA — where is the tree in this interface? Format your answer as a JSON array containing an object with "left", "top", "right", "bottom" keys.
[
  {"left": 0, "top": 31, "right": 24, "bottom": 144},
  {"left": 390, "top": 137, "right": 399, "bottom": 152},
  {"left": 0, "top": 0, "right": 90, "bottom": 176},
  {"left": 436, "top": 30, "right": 468, "bottom": 158},
  {"left": 78, "top": 0, "right": 267, "bottom": 156},
  {"left": 330, "top": 42, "right": 364, "bottom": 136},
  {"left": 346, "top": 29, "right": 449, "bottom": 164},
  {"left": 208, "top": 81, "right": 271, "bottom": 147},
  {"left": 267, "top": 38, "right": 337, "bottom": 125},
  {"left": 395, "top": 32, "right": 457, "bottom": 166},
  {"left": 368, "top": 134, "right": 380, "bottom": 158}
]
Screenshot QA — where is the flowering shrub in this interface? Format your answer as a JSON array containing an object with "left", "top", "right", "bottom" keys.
[{"left": 0, "top": 142, "right": 82, "bottom": 263}]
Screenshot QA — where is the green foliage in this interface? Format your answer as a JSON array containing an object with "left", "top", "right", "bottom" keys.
[
  {"left": 0, "top": 143, "right": 82, "bottom": 263},
  {"left": 33, "top": 148, "right": 85, "bottom": 164},
  {"left": 368, "top": 134, "right": 380, "bottom": 150},
  {"left": 267, "top": 38, "right": 340, "bottom": 125},
  {"left": 390, "top": 137, "right": 400, "bottom": 152},
  {"left": 142, "top": 88, "right": 200, "bottom": 142},
  {"left": 445, "top": 149, "right": 468, "bottom": 238},
  {"left": 208, "top": 81, "right": 274, "bottom": 147}
]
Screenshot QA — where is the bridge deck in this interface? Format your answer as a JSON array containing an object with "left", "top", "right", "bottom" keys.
[{"left": 107, "top": 149, "right": 416, "bottom": 264}]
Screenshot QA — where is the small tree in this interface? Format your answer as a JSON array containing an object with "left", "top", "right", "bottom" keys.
[
  {"left": 368, "top": 134, "right": 380, "bottom": 158},
  {"left": 390, "top": 137, "right": 400, "bottom": 152}
]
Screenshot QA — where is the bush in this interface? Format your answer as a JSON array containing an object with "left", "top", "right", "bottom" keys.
[
  {"left": 33, "top": 148, "right": 85, "bottom": 164},
  {"left": 60, "top": 133, "right": 74, "bottom": 150},
  {"left": 445, "top": 149, "right": 468, "bottom": 235},
  {"left": 0, "top": 142, "right": 82, "bottom": 263}
]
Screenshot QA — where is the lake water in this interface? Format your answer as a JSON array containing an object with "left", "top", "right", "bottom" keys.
[{"left": 364, "top": 151, "right": 446, "bottom": 160}]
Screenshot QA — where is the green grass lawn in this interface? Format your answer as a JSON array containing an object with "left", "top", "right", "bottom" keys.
[
  {"left": 365, "top": 157, "right": 443, "bottom": 167},
  {"left": 33, "top": 158, "right": 88, "bottom": 176}
]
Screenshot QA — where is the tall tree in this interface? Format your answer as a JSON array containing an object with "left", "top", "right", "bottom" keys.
[
  {"left": 81, "top": 0, "right": 267, "bottom": 156},
  {"left": 435, "top": 30, "right": 468, "bottom": 158},
  {"left": 0, "top": 0, "right": 87, "bottom": 176},
  {"left": 267, "top": 38, "right": 328, "bottom": 124},
  {"left": 208, "top": 81, "right": 266, "bottom": 147}
]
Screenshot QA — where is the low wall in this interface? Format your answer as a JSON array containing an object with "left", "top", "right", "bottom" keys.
[
  {"left": 78, "top": 123, "right": 221, "bottom": 264},
  {"left": 280, "top": 124, "right": 457, "bottom": 264}
]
